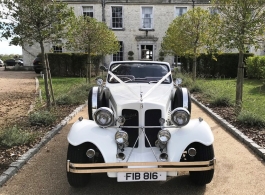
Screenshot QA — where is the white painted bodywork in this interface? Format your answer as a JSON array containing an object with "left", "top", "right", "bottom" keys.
[{"left": 67, "top": 61, "right": 214, "bottom": 178}]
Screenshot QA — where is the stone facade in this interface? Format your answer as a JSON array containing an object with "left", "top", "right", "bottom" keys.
[{"left": 22, "top": 0, "right": 213, "bottom": 66}]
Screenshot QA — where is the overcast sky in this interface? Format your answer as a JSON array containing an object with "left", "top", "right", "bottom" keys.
[
  {"left": 0, "top": 39, "right": 22, "bottom": 55},
  {"left": 0, "top": 4, "right": 22, "bottom": 55}
]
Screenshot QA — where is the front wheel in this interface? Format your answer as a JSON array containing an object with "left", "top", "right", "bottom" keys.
[
  {"left": 189, "top": 143, "right": 215, "bottom": 185},
  {"left": 67, "top": 143, "right": 92, "bottom": 188}
]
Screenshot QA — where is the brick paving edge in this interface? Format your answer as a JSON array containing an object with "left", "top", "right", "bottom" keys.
[
  {"left": 191, "top": 95, "right": 265, "bottom": 161},
  {"left": 0, "top": 103, "right": 87, "bottom": 187}
]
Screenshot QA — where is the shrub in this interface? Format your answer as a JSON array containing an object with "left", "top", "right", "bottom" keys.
[
  {"left": 246, "top": 56, "right": 265, "bottom": 79},
  {"left": 128, "top": 56, "right": 134, "bottom": 61},
  {"left": 128, "top": 51, "right": 134, "bottom": 56},
  {"left": 29, "top": 111, "right": 55, "bottom": 126},
  {"left": 237, "top": 110, "right": 265, "bottom": 127},
  {"left": 56, "top": 83, "right": 89, "bottom": 105},
  {"left": 56, "top": 94, "right": 74, "bottom": 105},
  {"left": 190, "top": 83, "right": 203, "bottom": 93},
  {"left": 0, "top": 126, "right": 37, "bottom": 148},
  {"left": 181, "top": 53, "right": 254, "bottom": 78},
  {"left": 128, "top": 51, "right": 134, "bottom": 61},
  {"left": 210, "top": 95, "right": 233, "bottom": 107}
]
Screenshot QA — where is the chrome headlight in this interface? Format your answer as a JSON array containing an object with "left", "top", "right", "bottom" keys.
[
  {"left": 94, "top": 107, "right": 114, "bottom": 127},
  {"left": 171, "top": 107, "right": 190, "bottom": 127},
  {"left": 157, "top": 130, "right": 171, "bottom": 144},
  {"left": 115, "top": 130, "right": 129, "bottom": 145}
]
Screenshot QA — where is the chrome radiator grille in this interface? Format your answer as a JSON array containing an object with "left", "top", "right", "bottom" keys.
[
  {"left": 121, "top": 109, "right": 161, "bottom": 148},
  {"left": 122, "top": 109, "right": 139, "bottom": 148},
  {"left": 145, "top": 109, "right": 161, "bottom": 147}
]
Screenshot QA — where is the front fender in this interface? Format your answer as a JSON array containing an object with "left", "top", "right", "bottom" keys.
[
  {"left": 168, "top": 118, "right": 214, "bottom": 162},
  {"left": 67, "top": 119, "right": 117, "bottom": 163}
]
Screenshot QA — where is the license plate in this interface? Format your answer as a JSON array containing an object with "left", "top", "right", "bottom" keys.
[{"left": 117, "top": 172, "right": 166, "bottom": 182}]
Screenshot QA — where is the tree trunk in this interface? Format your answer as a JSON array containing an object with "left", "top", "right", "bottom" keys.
[
  {"left": 88, "top": 42, "right": 91, "bottom": 83},
  {"left": 45, "top": 54, "right": 56, "bottom": 106},
  {"left": 192, "top": 53, "right": 197, "bottom": 81},
  {"left": 236, "top": 50, "right": 244, "bottom": 113},
  {"left": 40, "top": 42, "right": 51, "bottom": 109}
]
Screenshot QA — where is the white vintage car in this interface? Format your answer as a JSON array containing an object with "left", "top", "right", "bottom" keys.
[{"left": 66, "top": 61, "right": 215, "bottom": 187}]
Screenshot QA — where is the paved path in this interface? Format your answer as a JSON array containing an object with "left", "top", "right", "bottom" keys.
[{"left": 0, "top": 104, "right": 265, "bottom": 195}]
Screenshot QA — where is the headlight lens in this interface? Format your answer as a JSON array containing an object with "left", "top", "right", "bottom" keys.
[
  {"left": 157, "top": 129, "right": 171, "bottom": 144},
  {"left": 115, "top": 130, "right": 129, "bottom": 145},
  {"left": 171, "top": 107, "right": 190, "bottom": 127},
  {"left": 94, "top": 107, "right": 114, "bottom": 127}
]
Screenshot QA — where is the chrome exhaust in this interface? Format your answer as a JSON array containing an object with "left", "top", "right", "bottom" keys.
[{"left": 159, "top": 153, "right": 168, "bottom": 161}]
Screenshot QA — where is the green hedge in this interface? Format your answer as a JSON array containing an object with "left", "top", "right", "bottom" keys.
[
  {"left": 245, "top": 56, "right": 265, "bottom": 79},
  {"left": 44, "top": 53, "right": 101, "bottom": 77},
  {"left": 181, "top": 53, "right": 254, "bottom": 78}
]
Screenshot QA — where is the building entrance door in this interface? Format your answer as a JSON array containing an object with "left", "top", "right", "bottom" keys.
[{"left": 141, "top": 45, "right": 153, "bottom": 60}]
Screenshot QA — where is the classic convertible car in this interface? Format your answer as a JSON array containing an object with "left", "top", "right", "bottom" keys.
[{"left": 66, "top": 61, "right": 215, "bottom": 187}]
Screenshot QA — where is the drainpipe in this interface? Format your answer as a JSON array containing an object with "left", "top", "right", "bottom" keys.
[
  {"left": 101, "top": 0, "right": 106, "bottom": 68},
  {"left": 102, "top": 0, "right": 105, "bottom": 22}
]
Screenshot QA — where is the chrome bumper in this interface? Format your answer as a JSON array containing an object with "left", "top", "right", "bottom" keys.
[{"left": 67, "top": 158, "right": 216, "bottom": 174}]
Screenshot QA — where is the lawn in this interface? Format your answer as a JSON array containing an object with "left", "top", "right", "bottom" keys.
[
  {"left": 38, "top": 76, "right": 94, "bottom": 105},
  {"left": 193, "top": 78, "right": 265, "bottom": 120}
]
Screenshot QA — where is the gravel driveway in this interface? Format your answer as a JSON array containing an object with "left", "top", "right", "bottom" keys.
[
  {"left": 0, "top": 67, "right": 37, "bottom": 127},
  {"left": 0, "top": 104, "right": 265, "bottom": 195}
]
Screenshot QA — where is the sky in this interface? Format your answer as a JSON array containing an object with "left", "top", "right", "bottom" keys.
[
  {"left": 0, "top": 5, "right": 22, "bottom": 55},
  {"left": 0, "top": 39, "right": 22, "bottom": 55}
]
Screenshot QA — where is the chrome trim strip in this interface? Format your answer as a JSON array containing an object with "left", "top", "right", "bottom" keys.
[
  {"left": 119, "top": 126, "right": 175, "bottom": 128},
  {"left": 66, "top": 158, "right": 216, "bottom": 173},
  {"left": 182, "top": 88, "right": 189, "bottom": 110},
  {"left": 92, "top": 87, "right": 98, "bottom": 110},
  {"left": 91, "top": 87, "right": 98, "bottom": 119}
]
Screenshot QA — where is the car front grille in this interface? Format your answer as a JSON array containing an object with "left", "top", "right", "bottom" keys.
[
  {"left": 121, "top": 109, "right": 161, "bottom": 148},
  {"left": 145, "top": 109, "right": 161, "bottom": 147},
  {"left": 122, "top": 109, "right": 139, "bottom": 148}
]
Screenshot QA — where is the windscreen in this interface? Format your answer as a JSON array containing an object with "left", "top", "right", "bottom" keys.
[{"left": 108, "top": 63, "right": 171, "bottom": 84}]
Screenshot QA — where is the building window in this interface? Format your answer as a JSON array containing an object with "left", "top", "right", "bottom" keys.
[
  {"left": 209, "top": 7, "right": 219, "bottom": 15},
  {"left": 112, "top": 6, "right": 123, "bottom": 29},
  {"left": 175, "top": 7, "right": 187, "bottom": 17},
  {"left": 113, "top": 41, "right": 123, "bottom": 61},
  {"left": 141, "top": 7, "right": 153, "bottom": 29},
  {"left": 83, "top": 6, "right": 93, "bottom": 17},
  {"left": 53, "top": 45, "right": 62, "bottom": 53}
]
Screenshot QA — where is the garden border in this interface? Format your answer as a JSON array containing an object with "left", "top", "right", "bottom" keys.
[{"left": 191, "top": 95, "right": 265, "bottom": 161}]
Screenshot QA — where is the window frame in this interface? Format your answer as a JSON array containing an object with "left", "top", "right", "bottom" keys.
[
  {"left": 141, "top": 6, "right": 154, "bottom": 29},
  {"left": 175, "top": 7, "right": 187, "bottom": 17},
  {"left": 52, "top": 45, "right": 63, "bottom": 53},
  {"left": 112, "top": 41, "right": 124, "bottom": 61},
  {"left": 82, "top": 6, "right": 94, "bottom": 18},
  {"left": 111, "top": 6, "right": 123, "bottom": 29}
]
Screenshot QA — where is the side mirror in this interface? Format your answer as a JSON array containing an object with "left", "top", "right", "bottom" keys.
[
  {"left": 100, "top": 65, "right": 108, "bottom": 71},
  {"left": 175, "top": 78, "right": 182, "bottom": 86},
  {"left": 96, "top": 78, "right": 104, "bottom": 86}
]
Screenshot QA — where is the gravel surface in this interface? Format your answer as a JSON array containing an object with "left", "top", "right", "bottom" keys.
[
  {"left": 0, "top": 105, "right": 265, "bottom": 195},
  {"left": 0, "top": 68, "right": 36, "bottom": 127},
  {"left": 0, "top": 68, "right": 81, "bottom": 175}
]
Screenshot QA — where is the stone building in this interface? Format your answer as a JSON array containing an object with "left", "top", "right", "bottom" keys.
[{"left": 22, "top": 0, "right": 213, "bottom": 66}]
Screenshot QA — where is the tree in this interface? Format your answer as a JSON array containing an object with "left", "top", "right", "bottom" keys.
[
  {"left": 66, "top": 16, "right": 120, "bottom": 83},
  {"left": 212, "top": 0, "right": 265, "bottom": 111},
  {"left": 0, "top": 0, "right": 75, "bottom": 109},
  {"left": 161, "top": 7, "right": 221, "bottom": 80}
]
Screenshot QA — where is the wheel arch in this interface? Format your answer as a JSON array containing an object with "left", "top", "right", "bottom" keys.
[
  {"left": 67, "top": 119, "right": 117, "bottom": 163},
  {"left": 167, "top": 119, "right": 214, "bottom": 162}
]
